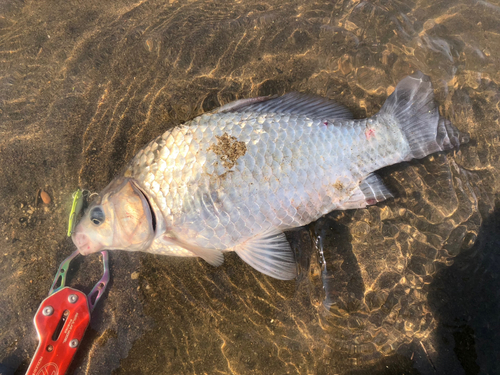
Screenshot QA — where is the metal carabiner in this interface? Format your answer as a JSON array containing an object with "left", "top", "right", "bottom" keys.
[{"left": 48, "top": 250, "right": 109, "bottom": 312}]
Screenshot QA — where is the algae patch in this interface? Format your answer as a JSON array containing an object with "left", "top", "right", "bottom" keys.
[{"left": 208, "top": 132, "right": 247, "bottom": 169}]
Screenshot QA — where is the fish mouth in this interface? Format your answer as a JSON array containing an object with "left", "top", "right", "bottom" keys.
[{"left": 72, "top": 231, "right": 103, "bottom": 255}]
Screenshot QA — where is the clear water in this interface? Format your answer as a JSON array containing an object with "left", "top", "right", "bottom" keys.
[{"left": 1, "top": 0, "right": 499, "bottom": 374}]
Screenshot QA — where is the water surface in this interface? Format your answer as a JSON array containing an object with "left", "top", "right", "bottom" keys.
[{"left": 1, "top": 0, "right": 499, "bottom": 373}]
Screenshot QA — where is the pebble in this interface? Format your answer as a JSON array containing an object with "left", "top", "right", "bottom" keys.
[{"left": 40, "top": 190, "right": 51, "bottom": 204}]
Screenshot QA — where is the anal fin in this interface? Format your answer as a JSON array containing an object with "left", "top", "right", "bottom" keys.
[
  {"left": 337, "top": 173, "right": 393, "bottom": 210},
  {"left": 233, "top": 228, "right": 296, "bottom": 280},
  {"left": 360, "top": 173, "right": 393, "bottom": 204}
]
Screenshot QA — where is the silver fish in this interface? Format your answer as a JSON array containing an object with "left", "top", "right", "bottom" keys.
[{"left": 72, "top": 71, "right": 467, "bottom": 280}]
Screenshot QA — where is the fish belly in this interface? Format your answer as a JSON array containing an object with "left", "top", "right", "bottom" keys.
[{"left": 126, "top": 112, "right": 409, "bottom": 251}]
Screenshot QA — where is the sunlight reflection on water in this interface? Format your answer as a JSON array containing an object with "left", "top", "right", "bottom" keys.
[{"left": 0, "top": 0, "right": 499, "bottom": 374}]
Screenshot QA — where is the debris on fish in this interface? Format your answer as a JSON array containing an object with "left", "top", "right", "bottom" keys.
[{"left": 72, "top": 71, "right": 468, "bottom": 280}]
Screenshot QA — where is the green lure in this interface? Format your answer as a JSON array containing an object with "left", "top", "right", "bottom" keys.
[{"left": 67, "top": 189, "right": 84, "bottom": 237}]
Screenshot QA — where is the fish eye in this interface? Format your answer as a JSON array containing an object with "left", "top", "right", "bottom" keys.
[{"left": 90, "top": 206, "right": 105, "bottom": 226}]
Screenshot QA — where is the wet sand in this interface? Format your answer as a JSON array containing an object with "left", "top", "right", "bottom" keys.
[{"left": 0, "top": 0, "right": 499, "bottom": 374}]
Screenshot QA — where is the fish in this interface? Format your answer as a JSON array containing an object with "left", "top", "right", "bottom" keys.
[{"left": 72, "top": 71, "right": 468, "bottom": 280}]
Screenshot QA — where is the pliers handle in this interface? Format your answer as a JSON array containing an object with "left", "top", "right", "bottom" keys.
[{"left": 26, "top": 250, "right": 109, "bottom": 375}]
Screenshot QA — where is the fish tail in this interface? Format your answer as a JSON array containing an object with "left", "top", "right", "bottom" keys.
[{"left": 379, "top": 71, "right": 469, "bottom": 160}]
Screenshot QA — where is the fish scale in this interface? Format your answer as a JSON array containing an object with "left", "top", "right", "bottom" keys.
[
  {"left": 73, "top": 72, "right": 467, "bottom": 280},
  {"left": 126, "top": 111, "right": 403, "bottom": 251}
]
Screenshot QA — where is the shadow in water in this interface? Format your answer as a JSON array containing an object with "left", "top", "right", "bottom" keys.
[
  {"left": 314, "top": 214, "right": 365, "bottom": 314},
  {"left": 426, "top": 199, "right": 500, "bottom": 375}
]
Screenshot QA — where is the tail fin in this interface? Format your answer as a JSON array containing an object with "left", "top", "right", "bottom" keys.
[{"left": 379, "top": 71, "right": 469, "bottom": 160}]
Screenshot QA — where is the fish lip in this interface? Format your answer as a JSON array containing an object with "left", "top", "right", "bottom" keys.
[
  {"left": 72, "top": 232, "right": 97, "bottom": 255},
  {"left": 77, "top": 247, "right": 91, "bottom": 256}
]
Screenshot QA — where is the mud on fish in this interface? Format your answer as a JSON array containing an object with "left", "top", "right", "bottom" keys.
[{"left": 72, "top": 71, "right": 468, "bottom": 280}]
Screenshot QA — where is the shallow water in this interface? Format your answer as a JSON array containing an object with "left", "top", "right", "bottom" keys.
[{"left": 1, "top": 0, "right": 499, "bottom": 374}]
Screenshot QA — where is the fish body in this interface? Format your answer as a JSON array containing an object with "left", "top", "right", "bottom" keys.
[{"left": 72, "top": 72, "right": 467, "bottom": 279}]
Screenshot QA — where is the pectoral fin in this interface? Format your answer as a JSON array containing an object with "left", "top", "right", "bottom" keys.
[
  {"left": 161, "top": 235, "right": 224, "bottom": 267},
  {"left": 233, "top": 228, "right": 296, "bottom": 280}
]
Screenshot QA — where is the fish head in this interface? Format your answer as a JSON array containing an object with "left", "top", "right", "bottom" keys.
[{"left": 72, "top": 178, "right": 155, "bottom": 255}]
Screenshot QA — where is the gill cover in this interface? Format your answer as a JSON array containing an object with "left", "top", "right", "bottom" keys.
[{"left": 72, "top": 178, "right": 155, "bottom": 255}]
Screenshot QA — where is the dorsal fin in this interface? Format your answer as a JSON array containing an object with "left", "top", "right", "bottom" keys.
[{"left": 217, "top": 92, "right": 353, "bottom": 119}]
